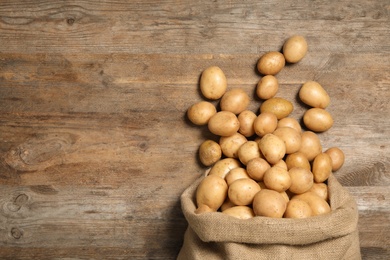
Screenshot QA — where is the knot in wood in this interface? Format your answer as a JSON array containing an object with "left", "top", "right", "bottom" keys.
[
  {"left": 11, "top": 227, "right": 23, "bottom": 239},
  {"left": 67, "top": 17, "right": 75, "bottom": 25}
]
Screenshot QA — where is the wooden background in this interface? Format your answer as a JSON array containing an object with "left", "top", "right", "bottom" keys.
[{"left": 0, "top": 1, "right": 389, "bottom": 259}]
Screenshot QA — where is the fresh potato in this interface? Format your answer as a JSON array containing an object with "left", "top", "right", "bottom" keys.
[
  {"left": 220, "top": 88, "right": 250, "bottom": 115},
  {"left": 237, "top": 141, "right": 261, "bottom": 165},
  {"left": 208, "top": 111, "right": 240, "bottom": 137},
  {"left": 299, "top": 81, "right": 330, "bottom": 109},
  {"left": 187, "top": 101, "right": 217, "bottom": 126},
  {"left": 259, "top": 133, "right": 286, "bottom": 165},
  {"left": 284, "top": 198, "right": 312, "bottom": 218},
  {"left": 277, "top": 117, "right": 302, "bottom": 133},
  {"left": 298, "top": 131, "right": 322, "bottom": 161},
  {"left": 228, "top": 178, "right": 261, "bottom": 206},
  {"left": 273, "top": 159, "right": 288, "bottom": 171},
  {"left": 200, "top": 66, "right": 227, "bottom": 100},
  {"left": 219, "top": 132, "right": 247, "bottom": 158},
  {"left": 222, "top": 205, "right": 255, "bottom": 219},
  {"left": 225, "top": 167, "right": 250, "bottom": 186},
  {"left": 285, "top": 152, "right": 311, "bottom": 171},
  {"left": 260, "top": 97, "right": 293, "bottom": 120},
  {"left": 273, "top": 126, "right": 302, "bottom": 154},
  {"left": 256, "top": 75, "right": 279, "bottom": 99},
  {"left": 246, "top": 157, "right": 271, "bottom": 181},
  {"left": 198, "top": 140, "right": 222, "bottom": 166},
  {"left": 253, "top": 189, "right": 287, "bottom": 218},
  {"left": 288, "top": 167, "right": 313, "bottom": 194},
  {"left": 253, "top": 112, "right": 278, "bottom": 137},
  {"left": 237, "top": 110, "right": 257, "bottom": 137},
  {"left": 195, "top": 204, "right": 214, "bottom": 214},
  {"left": 303, "top": 108, "right": 334, "bottom": 132},
  {"left": 208, "top": 158, "right": 242, "bottom": 179},
  {"left": 196, "top": 175, "right": 228, "bottom": 212},
  {"left": 293, "top": 191, "right": 331, "bottom": 216},
  {"left": 220, "top": 197, "right": 236, "bottom": 211},
  {"left": 263, "top": 166, "right": 292, "bottom": 192},
  {"left": 308, "top": 182, "right": 329, "bottom": 202},
  {"left": 312, "top": 153, "right": 332, "bottom": 183},
  {"left": 283, "top": 35, "right": 308, "bottom": 63},
  {"left": 257, "top": 51, "right": 285, "bottom": 75},
  {"left": 325, "top": 147, "right": 345, "bottom": 171}
]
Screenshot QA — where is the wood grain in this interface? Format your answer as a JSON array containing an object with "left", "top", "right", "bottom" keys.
[{"left": 0, "top": 0, "right": 389, "bottom": 259}]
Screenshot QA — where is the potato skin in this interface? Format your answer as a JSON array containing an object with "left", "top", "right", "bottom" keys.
[
  {"left": 257, "top": 51, "right": 285, "bottom": 75},
  {"left": 293, "top": 191, "right": 331, "bottom": 216},
  {"left": 196, "top": 175, "right": 228, "bottom": 212},
  {"left": 303, "top": 108, "right": 334, "bottom": 132},
  {"left": 187, "top": 101, "right": 217, "bottom": 126},
  {"left": 200, "top": 66, "right": 227, "bottom": 100},
  {"left": 298, "top": 131, "right": 322, "bottom": 161},
  {"left": 199, "top": 140, "right": 222, "bottom": 166},
  {"left": 312, "top": 153, "right": 332, "bottom": 183},
  {"left": 256, "top": 75, "right": 279, "bottom": 99},
  {"left": 325, "top": 147, "right": 345, "bottom": 171},
  {"left": 208, "top": 158, "right": 242, "bottom": 179},
  {"left": 228, "top": 178, "right": 261, "bottom": 206},
  {"left": 284, "top": 198, "right": 312, "bottom": 218},
  {"left": 263, "top": 166, "right": 292, "bottom": 192},
  {"left": 253, "top": 112, "right": 278, "bottom": 137},
  {"left": 260, "top": 97, "right": 293, "bottom": 120},
  {"left": 237, "top": 110, "right": 257, "bottom": 137},
  {"left": 288, "top": 167, "right": 313, "bottom": 194},
  {"left": 220, "top": 88, "right": 250, "bottom": 115},
  {"left": 219, "top": 132, "right": 247, "bottom": 158},
  {"left": 208, "top": 111, "right": 240, "bottom": 137},
  {"left": 299, "top": 81, "right": 330, "bottom": 109},
  {"left": 283, "top": 35, "right": 308, "bottom": 63},
  {"left": 259, "top": 133, "right": 286, "bottom": 165},
  {"left": 222, "top": 205, "right": 255, "bottom": 219},
  {"left": 253, "top": 189, "right": 287, "bottom": 218}
]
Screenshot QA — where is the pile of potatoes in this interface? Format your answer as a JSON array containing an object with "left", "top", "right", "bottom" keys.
[{"left": 187, "top": 35, "right": 345, "bottom": 219}]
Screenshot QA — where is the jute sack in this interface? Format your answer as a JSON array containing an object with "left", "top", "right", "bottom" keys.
[{"left": 178, "top": 173, "right": 361, "bottom": 260}]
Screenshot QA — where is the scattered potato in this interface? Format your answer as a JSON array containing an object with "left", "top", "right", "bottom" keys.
[
  {"left": 257, "top": 51, "right": 285, "bottom": 75},
  {"left": 303, "top": 108, "right": 334, "bottom": 132},
  {"left": 199, "top": 140, "right": 222, "bottom": 167},
  {"left": 208, "top": 111, "right": 240, "bottom": 137},
  {"left": 283, "top": 35, "right": 308, "bottom": 63},
  {"left": 256, "top": 75, "right": 279, "bottom": 99},
  {"left": 260, "top": 97, "right": 293, "bottom": 120},
  {"left": 325, "top": 147, "right": 345, "bottom": 171},
  {"left": 299, "top": 81, "right": 330, "bottom": 109},
  {"left": 187, "top": 101, "right": 217, "bottom": 125},
  {"left": 253, "top": 112, "right": 278, "bottom": 137},
  {"left": 237, "top": 110, "right": 257, "bottom": 137},
  {"left": 200, "top": 66, "right": 227, "bottom": 100}
]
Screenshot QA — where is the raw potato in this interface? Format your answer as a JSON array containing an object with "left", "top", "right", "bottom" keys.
[
  {"left": 325, "top": 147, "right": 345, "bottom": 171},
  {"left": 299, "top": 81, "right": 330, "bottom": 109},
  {"left": 237, "top": 110, "right": 257, "bottom": 137},
  {"left": 273, "top": 127, "right": 302, "bottom": 154},
  {"left": 312, "top": 153, "right": 332, "bottom": 183},
  {"left": 228, "top": 178, "right": 261, "bottom": 206},
  {"left": 222, "top": 206, "right": 255, "bottom": 219},
  {"left": 195, "top": 204, "right": 214, "bottom": 214},
  {"left": 273, "top": 159, "right": 288, "bottom": 171},
  {"left": 196, "top": 174, "right": 228, "bottom": 212},
  {"left": 220, "top": 88, "right": 250, "bottom": 115},
  {"left": 263, "top": 166, "right": 292, "bottom": 192},
  {"left": 208, "top": 111, "right": 240, "bottom": 137},
  {"left": 208, "top": 158, "right": 242, "bottom": 179},
  {"left": 225, "top": 167, "right": 250, "bottom": 186},
  {"left": 309, "top": 183, "right": 329, "bottom": 202},
  {"left": 283, "top": 35, "right": 308, "bottom": 63},
  {"left": 199, "top": 140, "right": 222, "bottom": 166},
  {"left": 257, "top": 51, "right": 286, "bottom": 75},
  {"left": 284, "top": 199, "right": 312, "bottom": 218},
  {"left": 303, "top": 108, "right": 334, "bottom": 132},
  {"left": 260, "top": 97, "right": 293, "bottom": 120},
  {"left": 285, "top": 152, "right": 311, "bottom": 171},
  {"left": 246, "top": 157, "right": 270, "bottom": 181},
  {"left": 259, "top": 133, "right": 286, "bottom": 165},
  {"left": 298, "top": 131, "right": 322, "bottom": 161},
  {"left": 187, "top": 101, "right": 217, "bottom": 125},
  {"left": 220, "top": 197, "right": 236, "bottom": 211},
  {"left": 237, "top": 141, "right": 261, "bottom": 165},
  {"left": 219, "top": 132, "right": 247, "bottom": 158},
  {"left": 256, "top": 75, "right": 279, "bottom": 99},
  {"left": 277, "top": 117, "right": 302, "bottom": 133},
  {"left": 200, "top": 66, "right": 227, "bottom": 100},
  {"left": 288, "top": 167, "right": 313, "bottom": 194},
  {"left": 253, "top": 189, "right": 287, "bottom": 218},
  {"left": 253, "top": 112, "right": 278, "bottom": 137},
  {"left": 293, "top": 192, "right": 331, "bottom": 216}
]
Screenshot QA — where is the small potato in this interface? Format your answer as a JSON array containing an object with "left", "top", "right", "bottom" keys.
[
  {"left": 273, "top": 127, "right": 302, "bottom": 154},
  {"left": 237, "top": 141, "right": 261, "bottom": 165},
  {"left": 277, "top": 117, "right": 302, "bottom": 133},
  {"left": 312, "top": 153, "right": 332, "bottom": 183},
  {"left": 222, "top": 205, "right": 255, "bottom": 219},
  {"left": 260, "top": 97, "right": 293, "bottom": 120},
  {"left": 253, "top": 112, "right": 278, "bottom": 137},
  {"left": 256, "top": 75, "right": 279, "bottom": 99},
  {"left": 219, "top": 132, "right": 247, "bottom": 158},
  {"left": 299, "top": 81, "right": 330, "bottom": 109},
  {"left": 273, "top": 159, "right": 288, "bottom": 171},
  {"left": 208, "top": 158, "right": 242, "bottom": 179},
  {"left": 220, "top": 88, "right": 251, "bottom": 115},
  {"left": 325, "top": 147, "right": 345, "bottom": 171},
  {"left": 187, "top": 101, "right": 217, "bottom": 125},
  {"left": 288, "top": 167, "right": 313, "bottom": 194},
  {"left": 284, "top": 199, "right": 312, "bottom": 218},
  {"left": 198, "top": 140, "right": 222, "bottom": 166},
  {"left": 196, "top": 175, "right": 228, "bottom": 212},
  {"left": 283, "top": 35, "right": 308, "bottom": 63},
  {"left": 257, "top": 51, "right": 286, "bottom": 76},
  {"left": 298, "top": 131, "right": 322, "bottom": 161},
  {"left": 237, "top": 110, "right": 257, "bottom": 137},
  {"left": 225, "top": 167, "right": 250, "bottom": 186},
  {"left": 285, "top": 152, "right": 311, "bottom": 171},
  {"left": 293, "top": 192, "right": 331, "bottom": 216},
  {"left": 303, "top": 108, "right": 334, "bottom": 132},
  {"left": 200, "top": 66, "right": 227, "bottom": 100},
  {"left": 208, "top": 111, "right": 240, "bottom": 137},
  {"left": 246, "top": 157, "right": 271, "bottom": 181},
  {"left": 253, "top": 189, "right": 287, "bottom": 218},
  {"left": 263, "top": 166, "right": 292, "bottom": 192},
  {"left": 308, "top": 182, "right": 329, "bottom": 201},
  {"left": 228, "top": 178, "right": 261, "bottom": 206},
  {"left": 259, "top": 133, "right": 286, "bottom": 165}
]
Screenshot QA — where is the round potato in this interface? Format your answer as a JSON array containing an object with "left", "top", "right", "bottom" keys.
[
  {"left": 237, "top": 141, "right": 261, "bottom": 165},
  {"left": 293, "top": 192, "right": 331, "bottom": 216},
  {"left": 273, "top": 126, "right": 302, "bottom": 154},
  {"left": 200, "top": 66, "right": 227, "bottom": 100},
  {"left": 260, "top": 97, "right": 293, "bottom": 120},
  {"left": 253, "top": 189, "right": 287, "bottom": 218},
  {"left": 198, "top": 140, "right": 222, "bottom": 166},
  {"left": 277, "top": 117, "right": 302, "bottom": 133},
  {"left": 263, "top": 166, "right": 292, "bottom": 192},
  {"left": 208, "top": 111, "right": 240, "bottom": 137},
  {"left": 220, "top": 88, "right": 250, "bottom": 115},
  {"left": 257, "top": 51, "right": 286, "bottom": 75},
  {"left": 285, "top": 152, "right": 311, "bottom": 171},
  {"left": 298, "top": 131, "right": 322, "bottom": 161},
  {"left": 283, "top": 35, "right": 308, "bottom": 63},
  {"left": 228, "top": 178, "right": 261, "bottom": 206},
  {"left": 299, "top": 81, "right": 330, "bottom": 109},
  {"left": 273, "top": 159, "right": 288, "bottom": 171},
  {"left": 237, "top": 110, "right": 257, "bottom": 137},
  {"left": 256, "top": 75, "right": 279, "bottom": 99},
  {"left": 196, "top": 174, "right": 228, "bottom": 212},
  {"left": 187, "top": 101, "right": 217, "bottom": 126},
  {"left": 222, "top": 205, "right": 255, "bottom": 219},
  {"left": 225, "top": 167, "right": 250, "bottom": 186},
  {"left": 308, "top": 182, "right": 329, "bottom": 202},
  {"left": 284, "top": 198, "right": 312, "bottom": 218},
  {"left": 246, "top": 157, "right": 271, "bottom": 181},
  {"left": 303, "top": 108, "right": 334, "bottom": 132},
  {"left": 325, "top": 147, "right": 345, "bottom": 171},
  {"left": 253, "top": 112, "right": 278, "bottom": 137},
  {"left": 208, "top": 158, "right": 242, "bottom": 179},
  {"left": 259, "top": 133, "right": 286, "bottom": 165},
  {"left": 312, "top": 153, "right": 332, "bottom": 183},
  {"left": 288, "top": 167, "right": 313, "bottom": 194},
  {"left": 219, "top": 132, "right": 247, "bottom": 158}
]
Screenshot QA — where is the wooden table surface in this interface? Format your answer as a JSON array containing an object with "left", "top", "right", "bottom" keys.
[{"left": 0, "top": 1, "right": 389, "bottom": 259}]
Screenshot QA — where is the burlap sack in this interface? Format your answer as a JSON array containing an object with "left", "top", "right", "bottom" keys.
[{"left": 178, "top": 173, "right": 361, "bottom": 260}]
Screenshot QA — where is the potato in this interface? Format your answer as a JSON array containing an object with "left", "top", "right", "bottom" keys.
[
  {"left": 222, "top": 205, "right": 255, "bottom": 219},
  {"left": 237, "top": 110, "right": 257, "bottom": 137},
  {"left": 253, "top": 189, "right": 287, "bottom": 218},
  {"left": 273, "top": 127, "right": 302, "bottom": 154},
  {"left": 283, "top": 35, "right": 308, "bottom": 63},
  {"left": 303, "top": 108, "right": 334, "bottom": 132},
  {"left": 200, "top": 66, "right": 227, "bottom": 100},
  {"left": 198, "top": 140, "right": 222, "bottom": 166},
  {"left": 277, "top": 117, "right": 302, "bottom": 133},
  {"left": 225, "top": 167, "right": 250, "bottom": 186},
  {"left": 325, "top": 147, "right": 345, "bottom": 171},
  {"left": 228, "top": 178, "right": 261, "bottom": 206},
  {"left": 219, "top": 132, "right": 247, "bottom": 158},
  {"left": 253, "top": 112, "right": 278, "bottom": 137},
  {"left": 257, "top": 51, "right": 285, "bottom": 75},
  {"left": 285, "top": 152, "right": 311, "bottom": 171},
  {"left": 298, "top": 131, "right": 322, "bottom": 161},
  {"left": 246, "top": 157, "right": 270, "bottom": 181},
  {"left": 293, "top": 192, "right": 331, "bottom": 216},
  {"left": 256, "top": 75, "right": 279, "bottom": 99},
  {"left": 208, "top": 111, "right": 240, "bottom": 137},
  {"left": 273, "top": 159, "right": 288, "bottom": 171},
  {"left": 220, "top": 197, "right": 236, "bottom": 211},
  {"left": 263, "top": 166, "right": 292, "bottom": 192},
  {"left": 288, "top": 167, "right": 313, "bottom": 194},
  {"left": 195, "top": 204, "right": 214, "bottom": 214},
  {"left": 196, "top": 175, "right": 228, "bottom": 212},
  {"left": 208, "top": 158, "right": 242, "bottom": 179},
  {"left": 260, "top": 97, "right": 293, "bottom": 120},
  {"left": 187, "top": 101, "right": 217, "bottom": 125},
  {"left": 237, "top": 141, "right": 261, "bottom": 165},
  {"left": 220, "top": 88, "right": 250, "bottom": 115},
  {"left": 299, "top": 81, "right": 330, "bottom": 109},
  {"left": 308, "top": 182, "right": 329, "bottom": 202},
  {"left": 284, "top": 198, "right": 312, "bottom": 218},
  {"left": 312, "top": 153, "right": 332, "bottom": 183},
  {"left": 259, "top": 133, "right": 286, "bottom": 165}
]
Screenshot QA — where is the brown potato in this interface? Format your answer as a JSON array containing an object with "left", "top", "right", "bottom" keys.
[
  {"left": 299, "top": 81, "right": 330, "bottom": 109},
  {"left": 222, "top": 205, "right": 255, "bottom": 219},
  {"left": 195, "top": 204, "right": 214, "bottom": 214},
  {"left": 285, "top": 152, "right": 311, "bottom": 171},
  {"left": 256, "top": 75, "right": 279, "bottom": 99},
  {"left": 273, "top": 126, "right": 302, "bottom": 154},
  {"left": 225, "top": 167, "right": 250, "bottom": 186},
  {"left": 196, "top": 175, "right": 228, "bottom": 212},
  {"left": 253, "top": 189, "right": 287, "bottom": 218},
  {"left": 259, "top": 133, "right": 286, "bottom": 165},
  {"left": 246, "top": 157, "right": 271, "bottom": 181},
  {"left": 237, "top": 141, "right": 261, "bottom": 165},
  {"left": 220, "top": 197, "right": 236, "bottom": 211},
  {"left": 228, "top": 178, "right": 261, "bottom": 206},
  {"left": 208, "top": 158, "right": 242, "bottom": 179},
  {"left": 199, "top": 140, "right": 222, "bottom": 166},
  {"left": 260, "top": 97, "right": 293, "bottom": 120},
  {"left": 325, "top": 147, "right": 345, "bottom": 171},
  {"left": 253, "top": 112, "right": 278, "bottom": 137},
  {"left": 298, "top": 131, "right": 322, "bottom": 161},
  {"left": 273, "top": 159, "right": 288, "bottom": 171},
  {"left": 208, "top": 111, "right": 240, "bottom": 137},
  {"left": 293, "top": 192, "right": 331, "bottom": 216},
  {"left": 219, "top": 132, "right": 247, "bottom": 158},
  {"left": 277, "top": 117, "right": 302, "bottom": 133},
  {"left": 187, "top": 101, "right": 217, "bottom": 126},
  {"left": 284, "top": 198, "right": 312, "bottom": 218},
  {"left": 303, "top": 108, "right": 334, "bottom": 132},
  {"left": 200, "top": 66, "right": 227, "bottom": 100},
  {"left": 308, "top": 182, "right": 329, "bottom": 202},
  {"left": 312, "top": 153, "right": 332, "bottom": 183},
  {"left": 237, "top": 110, "right": 257, "bottom": 137},
  {"left": 257, "top": 51, "right": 286, "bottom": 75},
  {"left": 283, "top": 35, "right": 308, "bottom": 63},
  {"left": 288, "top": 167, "right": 313, "bottom": 194},
  {"left": 263, "top": 166, "right": 292, "bottom": 192},
  {"left": 220, "top": 88, "right": 251, "bottom": 115}
]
